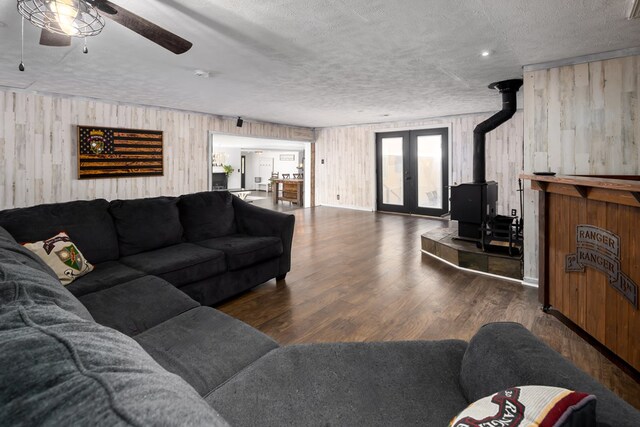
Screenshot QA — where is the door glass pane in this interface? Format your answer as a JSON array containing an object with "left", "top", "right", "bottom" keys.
[
  {"left": 417, "top": 135, "right": 442, "bottom": 209},
  {"left": 381, "top": 137, "right": 404, "bottom": 206}
]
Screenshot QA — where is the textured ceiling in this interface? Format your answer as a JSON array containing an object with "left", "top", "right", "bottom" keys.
[{"left": 0, "top": 0, "right": 639, "bottom": 127}]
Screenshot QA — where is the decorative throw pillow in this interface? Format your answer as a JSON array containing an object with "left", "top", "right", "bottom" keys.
[
  {"left": 449, "top": 386, "right": 596, "bottom": 427},
  {"left": 23, "top": 232, "right": 94, "bottom": 285}
]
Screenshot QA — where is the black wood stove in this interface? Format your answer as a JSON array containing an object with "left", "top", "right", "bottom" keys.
[{"left": 450, "top": 79, "right": 523, "bottom": 255}]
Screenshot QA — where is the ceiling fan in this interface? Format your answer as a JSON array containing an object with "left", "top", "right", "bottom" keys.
[{"left": 17, "top": 0, "right": 193, "bottom": 55}]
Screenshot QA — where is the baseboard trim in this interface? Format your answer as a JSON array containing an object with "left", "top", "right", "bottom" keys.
[{"left": 319, "top": 204, "right": 374, "bottom": 212}]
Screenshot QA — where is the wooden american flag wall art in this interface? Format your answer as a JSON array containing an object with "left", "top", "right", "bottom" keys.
[{"left": 78, "top": 126, "right": 164, "bottom": 179}]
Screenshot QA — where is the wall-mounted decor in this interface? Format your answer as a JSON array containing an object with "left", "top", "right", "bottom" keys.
[
  {"left": 78, "top": 126, "right": 163, "bottom": 179},
  {"left": 279, "top": 154, "right": 295, "bottom": 161},
  {"left": 566, "top": 225, "right": 637, "bottom": 308},
  {"left": 212, "top": 152, "right": 227, "bottom": 167}
]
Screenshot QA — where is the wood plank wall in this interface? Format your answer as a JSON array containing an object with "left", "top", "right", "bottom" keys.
[
  {"left": 314, "top": 111, "right": 524, "bottom": 215},
  {"left": 0, "top": 89, "right": 314, "bottom": 209},
  {"left": 523, "top": 55, "right": 640, "bottom": 282}
]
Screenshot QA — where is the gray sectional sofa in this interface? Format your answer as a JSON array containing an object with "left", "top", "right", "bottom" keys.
[
  {"left": 1, "top": 195, "right": 639, "bottom": 425},
  {"left": 0, "top": 191, "right": 295, "bottom": 306}
]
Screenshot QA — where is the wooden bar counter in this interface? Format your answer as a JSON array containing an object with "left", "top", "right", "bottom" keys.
[
  {"left": 523, "top": 174, "right": 640, "bottom": 375},
  {"left": 271, "top": 179, "right": 303, "bottom": 206}
]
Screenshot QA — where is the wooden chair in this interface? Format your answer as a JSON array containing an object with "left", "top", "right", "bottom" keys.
[{"left": 268, "top": 172, "right": 279, "bottom": 193}]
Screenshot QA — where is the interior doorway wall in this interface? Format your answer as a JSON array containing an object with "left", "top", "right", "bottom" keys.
[
  {"left": 209, "top": 133, "right": 313, "bottom": 208},
  {"left": 257, "top": 157, "right": 274, "bottom": 190}
]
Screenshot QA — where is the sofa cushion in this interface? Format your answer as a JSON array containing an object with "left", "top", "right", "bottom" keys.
[
  {"left": 0, "top": 199, "right": 119, "bottom": 264},
  {"left": 23, "top": 232, "right": 94, "bottom": 285},
  {"left": 178, "top": 257, "right": 280, "bottom": 306},
  {"left": 208, "top": 340, "right": 469, "bottom": 427},
  {"left": 1, "top": 252, "right": 93, "bottom": 322},
  {"left": 449, "top": 386, "right": 596, "bottom": 427},
  {"left": 179, "top": 191, "right": 237, "bottom": 241},
  {"left": 196, "top": 235, "right": 283, "bottom": 271},
  {"left": 79, "top": 276, "right": 200, "bottom": 337},
  {"left": 109, "top": 197, "right": 183, "bottom": 257},
  {"left": 66, "top": 261, "right": 146, "bottom": 297},
  {"left": 120, "top": 243, "right": 226, "bottom": 286},
  {"left": 460, "top": 322, "right": 640, "bottom": 427},
  {"left": 134, "top": 306, "right": 278, "bottom": 396},
  {"left": 0, "top": 301, "right": 228, "bottom": 426}
]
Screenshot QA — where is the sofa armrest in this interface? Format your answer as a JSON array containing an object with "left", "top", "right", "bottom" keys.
[
  {"left": 0, "top": 225, "right": 59, "bottom": 282},
  {"left": 232, "top": 197, "right": 295, "bottom": 277},
  {"left": 460, "top": 322, "right": 640, "bottom": 427}
]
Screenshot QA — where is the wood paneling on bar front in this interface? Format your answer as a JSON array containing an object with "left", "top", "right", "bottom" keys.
[
  {"left": 315, "top": 111, "right": 524, "bottom": 214},
  {"left": 527, "top": 175, "right": 640, "bottom": 372},
  {"left": 523, "top": 55, "right": 640, "bottom": 283},
  {"left": 0, "top": 89, "right": 313, "bottom": 209}
]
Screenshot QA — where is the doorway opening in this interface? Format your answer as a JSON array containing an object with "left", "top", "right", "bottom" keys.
[
  {"left": 209, "top": 133, "right": 312, "bottom": 212},
  {"left": 376, "top": 128, "right": 449, "bottom": 216}
]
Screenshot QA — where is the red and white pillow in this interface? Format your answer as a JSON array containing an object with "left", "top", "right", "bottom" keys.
[
  {"left": 450, "top": 386, "right": 596, "bottom": 427},
  {"left": 23, "top": 232, "right": 94, "bottom": 285}
]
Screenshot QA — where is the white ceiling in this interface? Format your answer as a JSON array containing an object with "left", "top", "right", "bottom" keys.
[{"left": 1, "top": 0, "right": 639, "bottom": 128}]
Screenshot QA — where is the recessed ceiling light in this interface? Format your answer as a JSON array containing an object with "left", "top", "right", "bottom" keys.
[
  {"left": 194, "top": 69, "right": 210, "bottom": 78},
  {"left": 481, "top": 50, "right": 492, "bottom": 57}
]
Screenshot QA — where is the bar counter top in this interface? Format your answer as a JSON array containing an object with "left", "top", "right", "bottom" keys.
[
  {"left": 521, "top": 174, "right": 640, "bottom": 208},
  {"left": 520, "top": 174, "right": 640, "bottom": 191}
]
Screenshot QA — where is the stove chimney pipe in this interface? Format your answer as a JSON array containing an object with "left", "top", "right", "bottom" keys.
[{"left": 473, "top": 79, "right": 523, "bottom": 184}]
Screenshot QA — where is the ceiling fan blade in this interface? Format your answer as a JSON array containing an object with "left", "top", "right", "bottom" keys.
[
  {"left": 88, "top": 0, "right": 118, "bottom": 15},
  {"left": 39, "top": 27, "right": 72, "bottom": 47},
  {"left": 97, "top": 1, "right": 193, "bottom": 54}
]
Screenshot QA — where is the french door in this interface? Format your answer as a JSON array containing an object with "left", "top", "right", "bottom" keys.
[{"left": 376, "top": 128, "right": 449, "bottom": 216}]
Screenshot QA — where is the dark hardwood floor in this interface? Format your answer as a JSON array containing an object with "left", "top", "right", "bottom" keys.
[{"left": 218, "top": 206, "right": 640, "bottom": 409}]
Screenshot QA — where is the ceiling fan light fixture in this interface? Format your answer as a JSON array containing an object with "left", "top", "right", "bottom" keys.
[
  {"left": 17, "top": 0, "right": 105, "bottom": 37},
  {"left": 49, "top": 0, "right": 80, "bottom": 35}
]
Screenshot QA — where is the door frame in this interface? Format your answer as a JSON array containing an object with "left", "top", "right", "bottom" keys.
[
  {"left": 369, "top": 124, "right": 452, "bottom": 212},
  {"left": 375, "top": 131, "right": 410, "bottom": 214},
  {"left": 209, "top": 132, "right": 314, "bottom": 208},
  {"left": 240, "top": 155, "right": 246, "bottom": 188},
  {"left": 375, "top": 127, "right": 450, "bottom": 216}
]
